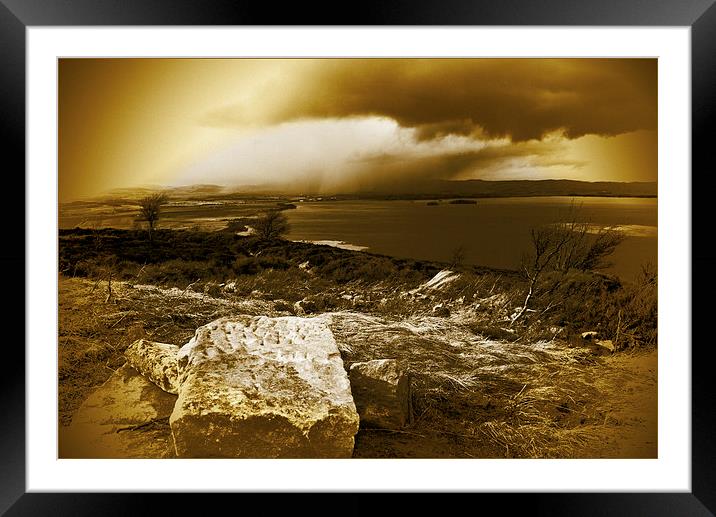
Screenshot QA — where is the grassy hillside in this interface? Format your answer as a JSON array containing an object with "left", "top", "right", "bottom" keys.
[
  {"left": 59, "top": 227, "right": 656, "bottom": 347},
  {"left": 57, "top": 227, "right": 657, "bottom": 458},
  {"left": 58, "top": 275, "right": 656, "bottom": 459}
]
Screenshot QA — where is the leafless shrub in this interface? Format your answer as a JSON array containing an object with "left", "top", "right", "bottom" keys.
[
  {"left": 137, "top": 193, "right": 169, "bottom": 243},
  {"left": 253, "top": 210, "right": 290, "bottom": 241},
  {"left": 512, "top": 202, "right": 625, "bottom": 324}
]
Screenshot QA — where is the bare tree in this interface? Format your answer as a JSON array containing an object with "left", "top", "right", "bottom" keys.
[
  {"left": 253, "top": 209, "right": 290, "bottom": 241},
  {"left": 138, "top": 193, "right": 168, "bottom": 243},
  {"left": 549, "top": 203, "right": 626, "bottom": 272},
  {"left": 511, "top": 225, "right": 573, "bottom": 325},
  {"left": 511, "top": 202, "right": 625, "bottom": 325}
]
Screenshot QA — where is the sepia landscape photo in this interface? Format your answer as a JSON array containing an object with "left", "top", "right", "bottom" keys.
[{"left": 58, "top": 58, "right": 657, "bottom": 459}]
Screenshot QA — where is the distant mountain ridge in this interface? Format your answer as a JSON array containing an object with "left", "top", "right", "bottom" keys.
[
  {"left": 363, "top": 179, "right": 658, "bottom": 199},
  {"left": 78, "top": 179, "right": 656, "bottom": 204}
]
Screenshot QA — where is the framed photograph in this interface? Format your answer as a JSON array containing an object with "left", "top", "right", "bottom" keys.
[{"left": 5, "top": 0, "right": 714, "bottom": 514}]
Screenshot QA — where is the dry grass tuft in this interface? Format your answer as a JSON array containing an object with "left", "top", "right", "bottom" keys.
[{"left": 329, "top": 312, "right": 656, "bottom": 458}]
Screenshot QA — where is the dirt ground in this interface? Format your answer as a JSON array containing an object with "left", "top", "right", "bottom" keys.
[{"left": 58, "top": 276, "right": 657, "bottom": 459}]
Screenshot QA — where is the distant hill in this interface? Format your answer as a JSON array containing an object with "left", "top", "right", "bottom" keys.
[
  {"left": 100, "top": 184, "right": 228, "bottom": 201},
  {"left": 353, "top": 179, "right": 657, "bottom": 199},
  {"left": 74, "top": 179, "right": 656, "bottom": 204}
]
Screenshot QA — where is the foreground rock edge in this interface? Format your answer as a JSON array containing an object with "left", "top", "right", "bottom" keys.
[
  {"left": 169, "top": 315, "right": 360, "bottom": 458},
  {"left": 124, "top": 338, "right": 180, "bottom": 394},
  {"left": 349, "top": 358, "right": 413, "bottom": 430},
  {"left": 60, "top": 363, "right": 177, "bottom": 458}
]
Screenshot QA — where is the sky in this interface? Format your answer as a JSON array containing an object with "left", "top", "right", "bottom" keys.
[{"left": 58, "top": 58, "right": 657, "bottom": 202}]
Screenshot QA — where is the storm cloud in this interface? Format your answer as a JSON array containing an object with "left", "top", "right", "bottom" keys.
[
  {"left": 203, "top": 59, "right": 657, "bottom": 142},
  {"left": 59, "top": 58, "right": 658, "bottom": 201}
]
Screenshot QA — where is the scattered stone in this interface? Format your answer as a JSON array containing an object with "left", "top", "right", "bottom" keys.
[
  {"left": 581, "top": 331, "right": 599, "bottom": 341},
  {"left": 292, "top": 300, "right": 304, "bottom": 315},
  {"left": 293, "top": 298, "right": 318, "bottom": 315},
  {"left": 124, "top": 339, "right": 180, "bottom": 394},
  {"left": 348, "top": 359, "right": 413, "bottom": 430},
  {"left": 60, "top": 364, "right": 177, "bottom": 458},
  {"left": 596, "top": 339, "right": 616, "bottom": 353},
  {"left": 170, "top": 316, "right": 359, "bottom": 458},
  {"left": 432, "top": 304, "right": 451, "bottom": 317}
]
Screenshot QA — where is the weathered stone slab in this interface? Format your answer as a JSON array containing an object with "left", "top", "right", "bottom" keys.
[
  {"left": 124, "top": 338, "right": 179, "bottom": 394},
  {"left": 349, "top": 359, "right": 413, "bottom": 429},
  {"left": 170, "top": 316, "right": 360, "bottom": 458},
  {"left": 60, "top": 363, "right": 177, "bottom": 458}
]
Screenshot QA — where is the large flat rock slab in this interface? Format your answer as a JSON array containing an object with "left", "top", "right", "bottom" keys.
[
  {"left": 60, "top": 363, "right": 177, "bottom": 458},
  {"left": 170, "top": 316, "right": 359, "bottom": 458}
]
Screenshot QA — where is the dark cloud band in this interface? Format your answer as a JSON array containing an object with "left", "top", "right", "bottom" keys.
[{"left": 205, "top": 58, "right": 657, "bottom": 142}]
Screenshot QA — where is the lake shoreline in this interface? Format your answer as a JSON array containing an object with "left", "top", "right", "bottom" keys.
[
  {"left": 284, "top": 197, "right": 657, "bottom": 281},
  {"left": 58, "top": 195, "right": 657, "bottom": 281}
]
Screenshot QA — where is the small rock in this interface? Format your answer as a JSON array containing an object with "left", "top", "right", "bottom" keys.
[
  {"left": 294, "top": 298, "right": 318, "bottom": 315},
  {"left": 292, "top": 301, "right": 305, "bottom": 315},
  {"left": 581, "top": 331, "right": 599, "bottom": 341},
  {"left": 432, "top": 304, "right": 450, "bottom": 317},
  {"left": 124, "top": 339, "right": 180, "bottom": 394},
  {"left": 596, "top": 339, "right": 615, "bottom": 352},
  {"left": 349, "top": 359, "right": 413, "bottom": 430}
]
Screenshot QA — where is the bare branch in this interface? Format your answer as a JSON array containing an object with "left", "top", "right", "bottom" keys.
[
  {"left": 137, "top": 193, "right": 169, "bottom": 243},
  {"left": 512, "top": 202, "right": 625, "bottom": 325},
  {"left": 253, "top": 210, "right": 290, "bottom": 241}
]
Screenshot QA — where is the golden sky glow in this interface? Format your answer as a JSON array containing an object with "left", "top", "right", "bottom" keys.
[{"left": 59, "top": 58, "right": 657, "bottom": 201}]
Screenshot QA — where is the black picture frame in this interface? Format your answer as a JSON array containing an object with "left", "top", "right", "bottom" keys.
[{"left": 3, "top": 0, "right": 714, "bottom": 514}]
